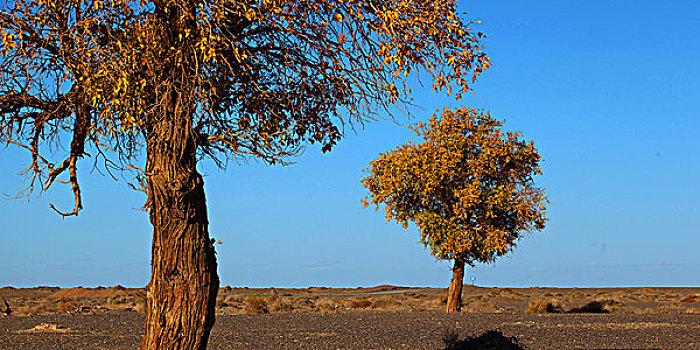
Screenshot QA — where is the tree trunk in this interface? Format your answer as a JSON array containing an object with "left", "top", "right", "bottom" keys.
[
  {"left": 140, "top": 91, "right": 219, "bottom": 350},
  {"left": 446, "top": 258, "right": 465, "bottom": 313}
]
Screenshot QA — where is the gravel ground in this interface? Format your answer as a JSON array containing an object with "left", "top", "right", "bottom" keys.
[{"left": 1, "top": 311, "right": 698, "bottom": 350}]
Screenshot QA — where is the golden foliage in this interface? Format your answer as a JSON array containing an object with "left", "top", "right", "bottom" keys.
[
  {"left": 0, "top": 0, "right": 489, "bottom": 215},
  {"left": 361, "top": 107, "right": 548, "bottom": 264}
]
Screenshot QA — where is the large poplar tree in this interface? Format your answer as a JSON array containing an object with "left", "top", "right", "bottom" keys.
[
  {"left": 0, "top": 0, "right": 489, "bottom": 348},
  {"left": 362, "top": 108, "right": 548, "bottom": 313}
]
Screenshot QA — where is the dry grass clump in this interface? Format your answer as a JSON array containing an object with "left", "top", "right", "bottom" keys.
[
  {"left": 345, "top": 298, "right": 372, "bottom": 309},
  {"left": 525, "top": 298, "right": 563, "bottom": 313},
  {"left": 416, "top": 295, "right": 447, "bottom": 309},
  {"left": 240, "top": 295, "right": 305, "bottom": 314},
  {"left": 216, "top": 294, "right": 242, "bottom": 309},
  {"left": 242, "top": 296, "right": 269, "bottom": 314},
  {"left": 497, "top": 288, "right": 527, "bottom": 299},
  {"left": 463, "top": 300, "right": 501, "bottom": 313},
  {"left": 107, "top": 295, "right": 131, "bottom": 305},
  {"left": 636, "top": 288, "right": 662, "bottom": 301},
  {"left": 106, "top": 295, "right": 146, "bottom": 313},
  {"left": 657, "top": 292, "right": 681, "bottom": 301},
  {"left": 627, "top": 307, "right": 655, "bottom": 315},
  {"left": 313, "top": 298, "right": 340, "bottom": 313},
  {"left": 267, "top": 296, "right": 295, "bottom": 313},
  {"left": 680, "top": 294, "right": 699, "bottom": 303},
  {"left": 369, "top": 296, "right": 402, "bottom": 310},
  {"left": 17, "top": 299, "right": 83, "bottom": 316},
  {"left": 131, "top": 297, "right": 147, "bottom": 313},
  {"left": 8, "top": 293, "right": 147, "bottom": 316}
]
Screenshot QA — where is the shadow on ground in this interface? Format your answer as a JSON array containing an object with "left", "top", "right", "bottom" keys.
[{"left": 443, "top": 330, "right": 523, "bottom": 350}]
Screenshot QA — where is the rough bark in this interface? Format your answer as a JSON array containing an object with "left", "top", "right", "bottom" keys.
[
  {"left": 446, "top": 258, "right": 465, "bottom": 313},
  {"left": 140, "top": 90, "right": 219, "bottom": 350}
]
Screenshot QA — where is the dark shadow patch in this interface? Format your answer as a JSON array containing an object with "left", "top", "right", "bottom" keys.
[
  {"left": 443, "top": 330, "right": 523, "bottom": 350},
  {"left": 568, "top": 299, "right": 623, "bottom": 314}
]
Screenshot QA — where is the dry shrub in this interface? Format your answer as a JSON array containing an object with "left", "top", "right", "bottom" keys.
[
  {"left": 345, "top": 298, "right": 372, "bottom": 309},
  {"left": 292, "top": 297, "right": 315, "bottom": 311},
  {"left": 370, "top": 297, "right": 402, "bottom": 310},
  {"left": 685, "top": 308, "right": 700, "bottom": 314},
  {"left": 22, "top": 300, "right": 82, "bottom": 315},
  {"left": 242, "top": 296, "right": 269, "bottom": 314},
  {"left": 658, "top": 293, "right": 680, "bottom": 301},
  {"left": 620, "top": 293, "right": 641, "bottom": 302},
  {"left": 420, "top": 295, "right": 447, "bottom": 309},
  {"left": 215, "top": 295, "right": 229, "bottom": 308},
  {"left": 267, "top": 296, "right": 295, "bottom": 313},
  {"left": 11, "top": 306, "right": 35, "bottom": 316},
  {"left": 570, "top": 299, "right": 624, "bottom": 313},
  {"left": 313, "top": 298, "right": 340, "bottom": 313},
  {"left": 104, "top": 295, "right": 146, "bottom": 313},
  {"left": 217, "top": 294, "right": 243, "bottom": 309},
  {"left": 628, "top": 307, "right": 655, "bottom": 315},
  {"left": 639, "top": 288, "right": 658, "bottom": 298},
  {"left": 499, "top": 289, "right": 526, "bottom": 299},
  {"left": 215, "top": 294, "right": 227, "bottom": 308},
  {"left": 58, "top": 300, "right": 85, "bottom": 314},
  {"left": 463, "top": 300, "right": 501, "bottom": 313},
  {"left": 525, "top": 298, "right": 563, "bottom": 313},
  {"left": 131, "top": 297, "right": 147, "bottom": 313},
  {"left": 107, "top": 296, "right": 130, "bottom": 305},
  {"left": 680, "top": 295, "right": 699, "bottom": 303},
  {"left": 226, "top": 294, "right": 243, "bottom": 304}
]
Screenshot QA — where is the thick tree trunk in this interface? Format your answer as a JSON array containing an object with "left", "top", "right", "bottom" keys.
[
  {"left": 140, "top": 92, "right": 219, "bottom": 350},
  {"left": 446, "top": 258, "right": 465, "bottom": 313}
]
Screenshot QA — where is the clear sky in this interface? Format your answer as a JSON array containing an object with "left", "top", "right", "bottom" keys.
[{"left": 1, "top": 0, "right": 699, "bottom": 288}]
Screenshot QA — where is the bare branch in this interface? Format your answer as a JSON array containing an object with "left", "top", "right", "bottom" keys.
[{"left": 48, "top": 155, "right": 82, "bottom": 217}]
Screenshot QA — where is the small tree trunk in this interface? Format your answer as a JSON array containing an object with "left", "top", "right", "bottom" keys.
[
  {"left": 140, "top": 93, "right": 219, "bottom": 350},
  {"left": 446, "top": 258, "right": 465, "bottom": 313}
]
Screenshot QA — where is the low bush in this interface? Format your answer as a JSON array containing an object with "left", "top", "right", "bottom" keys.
[
  {"left": 268, "top": 296, "right": 295, "bottom": 312},
  {"left": 680, "top": 294, "right": 699, "bottom": 303},
  {"left": 345, "top": 298, "right": 372, "bottom": 309},
  {"left": 370, "top": 297, "right": 402, "bottom": 310},
  {"left": 463, "top": 300, "right": 501, "bottom": 313},
  {"left": 313, "top": 298, "right": 340, "bottom": 313},
  {"left": 525, "top": 298, "right": 563, "bottom": 313},
  {"left": 242, "top": 296, "right": 269, "bottom": 314}
]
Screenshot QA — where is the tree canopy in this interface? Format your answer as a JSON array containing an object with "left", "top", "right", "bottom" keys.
[
  {"left": 362, "top": 107, "right": 548, "bottom": 266},
  {"left": 0, "top": 0, "right": 490, "bottom": 215}
]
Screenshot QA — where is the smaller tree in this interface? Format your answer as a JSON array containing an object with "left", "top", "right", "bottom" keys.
[{"left": 361, "top": 107, "right": 548, "bottom": 313}]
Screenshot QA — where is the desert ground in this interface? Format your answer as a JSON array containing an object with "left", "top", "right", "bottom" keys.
[{"left": 1, "top": 285, "right": 699, "bottom": 349}]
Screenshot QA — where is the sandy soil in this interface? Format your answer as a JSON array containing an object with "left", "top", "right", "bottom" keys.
[{"left": 1, "top": 286, "right": 699, "bottom": 349}]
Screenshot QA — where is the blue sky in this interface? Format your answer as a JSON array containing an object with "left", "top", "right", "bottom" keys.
[{"left": 1, "top": 0, "right": 699, "bottom": 288}]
